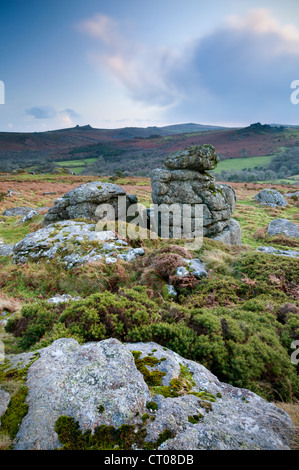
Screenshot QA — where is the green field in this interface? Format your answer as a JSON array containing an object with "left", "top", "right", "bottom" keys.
[
  {"left": 54, "top": 158, "right": 98, "bottom": 174},
  {"left": 213, "top": 155, "right": 274, "bottom": 173}
]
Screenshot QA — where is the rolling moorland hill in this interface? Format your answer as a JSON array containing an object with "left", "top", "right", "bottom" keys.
[{"left": 1, "top": 122, "right": 299, "bottom": 178}]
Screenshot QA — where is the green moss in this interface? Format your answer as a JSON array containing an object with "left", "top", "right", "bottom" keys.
[
  {"left": 189, "top": 390, "right": 216, "bottom": 402},
  {"left": 188, "top": 414, "right": 203, "bottom": 424},
  {"left": 146, "top": 401, "right": 158, "bottom": 412},
  {"left": 151, "top": 363, "right": 204, "bottom": 399},
  {"left": 131, "top": 351, "right": 166, "bottom": 387},
  {"left": 0, "top": 354, "right": 39, "bottom": 445},
  {"left": 54, "top": 415, "right": 174, "bottom": 450},
  {"left": 0, "top": 386, "right": 28, "bottom": 441},
  {"left": 141, "top": 413, "right": 150, "bottom": 422},
  {"left": 155, "top": 429, "right": 175, "bottom": 447},
  {"left": 97, "top": 404, "right": 105, "bottom": 414}
]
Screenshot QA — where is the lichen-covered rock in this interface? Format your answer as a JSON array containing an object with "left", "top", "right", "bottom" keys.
[
  {"left": 164, "top": 145, "right": 219, "bottom": 171},
  {"left": 254, "top": 189, "right": 288, "bottom": 207},
  {"left": 267, "top": 218, "right": 299, "bottom": 238},
  {"left": 210, "top": 218, "right": 242, "bottom": 245},
  {"left": 176, "top": 258, "right": 208, "bottom": 279},
  {"left": 44, "top": 181, "right": 137, "bottom": 225},
  {"left": 10, "top": 339, "right": 294, "bottom": 450},
  {"left": 12, "top": 221, "right": 144, "bottom": 268},
  {"left": 151, "top": 145, "right": 240, "bottom": 244}
]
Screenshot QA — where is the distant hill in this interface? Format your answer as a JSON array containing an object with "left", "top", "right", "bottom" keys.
[{"left": 0, "top": 122, "right": 298, "bottom": 175}]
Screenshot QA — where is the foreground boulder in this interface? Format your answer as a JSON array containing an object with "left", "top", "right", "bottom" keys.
[
  {"left": 10, "top": 338, "right": 294, "bottom": 450},
  {"left": 254, "top": 189, "right": 287, "bottom": 207},
  {"left": 151, "top": 145, "right": 241, "bottom": 245},
  {"left": 13, "top": 221, "right": 144, "bottom": 268},
  {"left": 44, "top": 182, "right": 137, "bottom": 225},
  {"left": 267, "top": 218, "right": 299, "bottom": 238}
]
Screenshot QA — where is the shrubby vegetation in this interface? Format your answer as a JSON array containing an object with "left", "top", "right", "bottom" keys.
[{"left": 5, "top": 240, "right": 299, "bottom": 402}]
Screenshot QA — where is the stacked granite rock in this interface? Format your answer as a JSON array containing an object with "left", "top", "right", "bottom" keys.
[{"left": 151, "top": 145, "right": 241, "bottom": 245}]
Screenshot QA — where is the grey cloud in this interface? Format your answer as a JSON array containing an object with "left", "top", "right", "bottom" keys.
[
  {"left": 26, "top": 107, "right": 79, "bottom": 120},
  {"left": 26, "top": 106, "right": 57, "bottom": 119}
]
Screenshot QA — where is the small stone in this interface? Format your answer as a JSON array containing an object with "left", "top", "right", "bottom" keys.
[
  {"left": 176, "top": 266, "right": 189, "bottom": 277},
  {"left": 257, "top": 246, "right": 299, "bottom": 258},
  {"left": 185, "top": 258, "right": 208, "bottom": 279},
  {"left": 46, "top": 294, "right": 81, "bottom": 304},
  {"left": 163, "top": 285, "right": 178, "bottom": 299},
  {"left": 19, "top": 210, "right": 38, "bottom": 224}
]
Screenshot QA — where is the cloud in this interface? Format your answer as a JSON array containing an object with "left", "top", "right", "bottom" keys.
[
  {"left": 173, "top": 8, "right": 299, "bottom": 121},
  {"left": 26, "top": 107, "right": 79, "bottom": 125},
  {"left": 26, "top": 106, "right": 57, "bottom": 119},
  {"left": 79, "top": 14, "right": 179, "bottom": 107},
  {"left": 79, "top": 9, "right": 299, "bottom": 123}
]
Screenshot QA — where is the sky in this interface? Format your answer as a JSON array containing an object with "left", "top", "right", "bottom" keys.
[{"left": 0, "top": 0, "right": 299, "bottom": 132}]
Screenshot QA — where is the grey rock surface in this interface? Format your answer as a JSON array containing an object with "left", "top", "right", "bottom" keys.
[
  {"left": 44, "top": 181, "right": 137, "bottom": 225},
  {"left": 0, "top": 239, "right": 14, "bottom": 257},
  {"left": 257, "top": 246, "right": 299, "bottom": 258},
  {"left": 46, "top": 294, "right": 81, "bottom": 304},
  {"left": 165, "top": 285, "right": 178, "bottom": 299},
  {"left": 11, "top": 338, "right": 294, "bottom": 450},
  {"left": 164, "top": 145, "right": 219, "bottom": 171},
  {"left": 254, "top": 189, "right": 288, "bottom": 207},
  {"left": 19, "top": 209, "right": 39, "bottom": 224},
  {"left": 6, "top": 189, "right": 21, "bottom": 197},
  {"left": 0, "top": 388, "right": 11, "bottom": 424},
  {"left": 182, "top": 258, "right": 208, "bottom": 279},
  {"left": 2, "top": 206, "right": 35, "bottom": 217},
  {"left": 267, "top": 218, "right": 299, "bottom": 238},
  {"left": 151, "top": 145, "right": 240, "bottom": 244},
  {"left": 210, "top": 218, "right": 242, "bottom": 245},
  {"left": 13, "top": 221, "right": 144, "bottom": 268}
]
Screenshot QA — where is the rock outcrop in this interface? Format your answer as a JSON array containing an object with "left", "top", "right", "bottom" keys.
[
  {"left": 13, "top": 221, "right": 144, "bottom": 268},
  {"left": 254, "top": 189, "right": 288, "bottom": 207},
  {"left": 267, "top": 218, "right": 299, "bottom": 238},
  {"left": 44, "top": 182, "right": 137, "bottom": 225},
  {"left": 10, "top": 338, "right": 294, "bottom": 450},
  {"left": 151, "top": 145, "right": 241, "bottom": 244}
]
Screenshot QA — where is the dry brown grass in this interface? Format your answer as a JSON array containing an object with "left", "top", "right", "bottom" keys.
[
  {"left": 0, "top": 432, "right": 12, "bottom": 450},
  {"left": 0, "top": 294, "right": 22, "bottom": 314},
  {"left": 201, "top": 249, "right": 234, "bottom": 275},
  {"left": 275, "top": 401, "right": 299, "bottom": 450}
]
